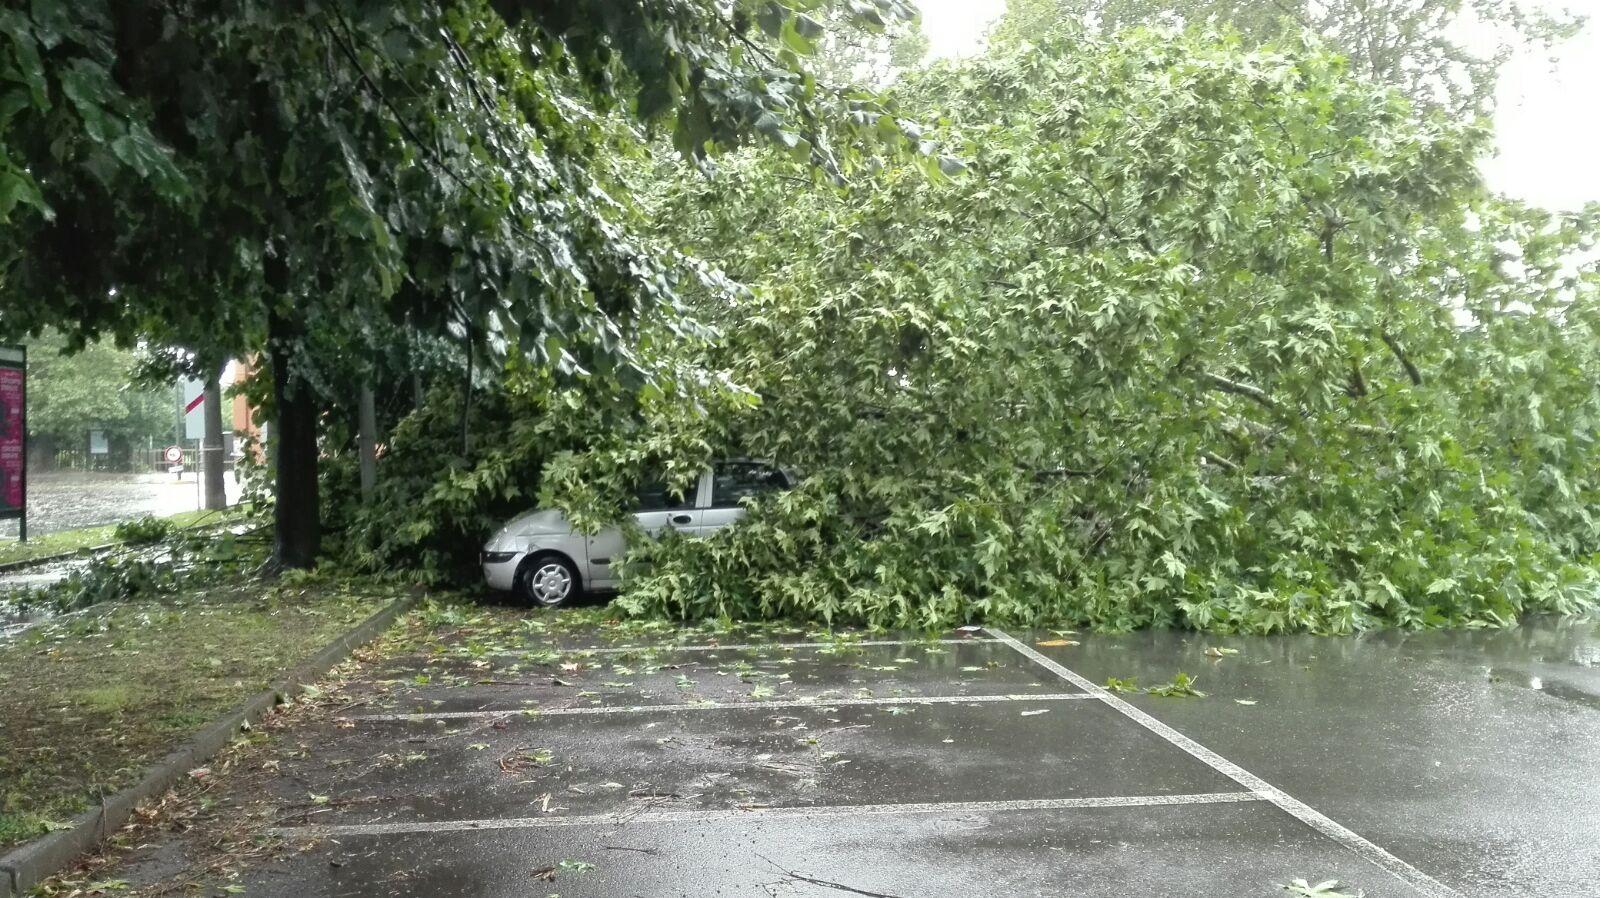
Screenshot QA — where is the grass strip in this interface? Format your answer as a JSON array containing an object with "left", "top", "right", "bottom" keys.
[{"left": 0, "top": 577, "right": 391, "bottom": 850}]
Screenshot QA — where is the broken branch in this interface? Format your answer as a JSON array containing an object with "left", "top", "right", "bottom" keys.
[{"left": 757, "top": 854, "right": 908, "bottom": 898}]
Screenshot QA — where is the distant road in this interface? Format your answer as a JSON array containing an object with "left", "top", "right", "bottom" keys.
[{"left": 0, "top": 469, "right": 240, "bottom": 539}]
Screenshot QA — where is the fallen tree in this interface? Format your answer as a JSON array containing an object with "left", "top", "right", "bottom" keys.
[{"left": 550, "top": 27, "right": 1600, "bottom": 633}]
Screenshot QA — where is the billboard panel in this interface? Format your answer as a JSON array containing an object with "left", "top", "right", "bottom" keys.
[{"left": 0, "top": 346, "right": 23, "bottom": 520}]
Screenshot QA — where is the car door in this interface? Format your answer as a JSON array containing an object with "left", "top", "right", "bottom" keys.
[
  {"left": 586, "top": 475, "right": 704, "bottom": 588},
  {"left": 701, "top": 461, "right": 790, "bottom": 535}
]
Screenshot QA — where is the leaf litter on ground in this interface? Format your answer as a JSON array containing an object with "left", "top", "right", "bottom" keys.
[
  {"left": 1103, "top": 673, "right": 1206, "bottom": 698},
  {"left": 1146, "top": 672, "right": 1206, "bottom": 698}
]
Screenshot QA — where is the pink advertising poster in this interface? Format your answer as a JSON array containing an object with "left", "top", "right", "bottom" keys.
[{"left": 0, "top": 359, "right": 21, "bottom": 514}]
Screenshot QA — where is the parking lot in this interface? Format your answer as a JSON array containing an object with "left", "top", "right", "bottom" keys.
[{"left": 98, "top": 608, "right": 1600, "bottom": 897}]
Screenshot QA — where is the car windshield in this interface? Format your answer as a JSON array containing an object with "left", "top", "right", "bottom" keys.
[{"left": 632, "top": 479, "right": 695, "bottom": 511}]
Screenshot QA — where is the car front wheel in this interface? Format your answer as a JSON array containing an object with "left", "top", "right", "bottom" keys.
[{"left": 520, "top": 554, "right": 581, "bottom": 608}]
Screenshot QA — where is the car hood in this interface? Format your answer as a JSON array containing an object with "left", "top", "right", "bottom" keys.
[{"left": 502, "top": 508, "right": 572, "bottom": 536}]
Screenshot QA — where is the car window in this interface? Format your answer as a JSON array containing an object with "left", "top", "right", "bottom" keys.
[
  {"left": 711, "top": 462, "right": 787, "bottom": 508},
  {"left": 632, "top": 479, "right": 696, "bottom": 512}
]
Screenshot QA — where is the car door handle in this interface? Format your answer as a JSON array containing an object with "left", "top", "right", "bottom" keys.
[{"left": 671, "top": 514, "right": 693, "bottom": 525}]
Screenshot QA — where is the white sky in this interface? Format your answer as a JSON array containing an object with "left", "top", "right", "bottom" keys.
[{"left": 915, "top": 0, "right": 1600, "bottom": 210}]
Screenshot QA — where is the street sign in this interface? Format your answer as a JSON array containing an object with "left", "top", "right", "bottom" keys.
[
  {"left": 0, "top": 345, "right": 24, "bottom": 540},
  {"left": 164, "top": 444, "right": 185, "bottom": 465},
  {"left": 180, "top": 377, "right": 205, "bottom": 439}
]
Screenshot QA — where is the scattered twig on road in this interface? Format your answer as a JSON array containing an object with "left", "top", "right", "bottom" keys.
[
  {"left": 401, "top": 712, "right": 514, "bottom": 746},
  {"left": 497, "top": 745, "right": 554, "bottom": 774},
  {"left": 271, "top": 806, "right": 333, "bottom": 826},
  {"left": 757, "top": 854, "right": 908, "bottom": 898},
  {"left": 627, "top": 788, "right": 684, "bottom": 800},
  {"left": 602, "top": 844, "right": 660, "bottom": 855}
]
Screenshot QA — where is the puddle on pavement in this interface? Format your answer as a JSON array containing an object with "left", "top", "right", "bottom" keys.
[
  {"left": 0, "top": 563, "right": 78, "bottom": 590},
  {"left": 1487, "top": 666, "right": 1600, "bottom": 712},
  {"left": 0, "top": 563, "right": 78, "bottom": 639},
  {"left": 0, "top": 602, "right": 48, "bottom": 639},
  {"left": 0, "top": 595, "right": 62, "bottom": 637}
]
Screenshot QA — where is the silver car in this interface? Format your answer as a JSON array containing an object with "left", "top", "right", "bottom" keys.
[{"left": 481, "top": 460, "right": 792, "bottom": 606}]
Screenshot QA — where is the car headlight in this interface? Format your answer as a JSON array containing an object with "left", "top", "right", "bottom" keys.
[{"left": 481, "top": 551, "right": 518, "bottom": 565}]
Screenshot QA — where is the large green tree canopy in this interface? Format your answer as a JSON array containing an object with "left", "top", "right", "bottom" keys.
[
  {"left": 0, "top": 0, "right": 920, "bottom": 567},
  {"left": 547, "top": 26, "right": 1600, "bottom": 633},
  {"left": 990, "top": 0, "right": 1584, "bottom": 117}
]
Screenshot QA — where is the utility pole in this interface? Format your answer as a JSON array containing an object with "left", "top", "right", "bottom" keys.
[
  {"left": 202, "top": 365, "right": 227, "bottom": 510},
  {"left": 173, "top": 383, "right": 185, "bottom": 481},
  {"left": 357, "top": 383, "right": 377, "bottom": 501}
]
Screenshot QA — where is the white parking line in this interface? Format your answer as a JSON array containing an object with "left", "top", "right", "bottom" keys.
[
  {"left": 983, "top": 628, "right": 1463, "bottom": 898},
  {"left": 350, "top": 691, "right": 1094, "bottom": 722},
  {"left": 275, "top": 792, "right": 1264, "bottom": 838},
  {"left": 553, "top": 637, "right": 1000, "bottom": 655}
]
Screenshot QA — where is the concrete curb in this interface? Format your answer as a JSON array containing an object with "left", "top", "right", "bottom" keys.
[
  {"left": 0, "top": 544, "right": 116, "bottom": 575},
  {"left": 0, "top": 589, "right": 423, "bottom": 897}
]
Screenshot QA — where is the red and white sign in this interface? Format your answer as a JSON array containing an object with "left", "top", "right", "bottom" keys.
[
  {"left": 164, "top": 444, "right": 185, "bottom": 465},
  {"left": 180, "top": 377, "right": 206, "bottom": 439}
]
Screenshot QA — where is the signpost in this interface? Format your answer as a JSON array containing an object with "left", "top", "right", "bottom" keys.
[
  {"left": 164, "top": 443, "right": 185, "bottom": 479},
  {"left": 0, "top": 345, "right": 25, "bottom": 542}
]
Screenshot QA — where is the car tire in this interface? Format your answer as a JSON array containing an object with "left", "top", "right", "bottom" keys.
[{"left": 518, "top": 553, "right": 582, "bottom": 608}]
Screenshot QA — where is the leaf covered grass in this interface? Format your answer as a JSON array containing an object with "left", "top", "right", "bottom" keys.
[{"left": 0, "top": 575, "right": 390, "bottom": 851}]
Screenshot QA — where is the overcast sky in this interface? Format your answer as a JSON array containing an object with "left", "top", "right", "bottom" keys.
[{"left": 914, "top": 0, "right": 1600, "bottom": 211}]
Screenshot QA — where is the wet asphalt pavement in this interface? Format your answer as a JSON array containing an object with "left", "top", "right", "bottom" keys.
[
  {"left": 100, "top": 612, "right": 1600, "bottom": 898},
  {"left": 0, "top": 470, "right": 240, "bottom": 539}
]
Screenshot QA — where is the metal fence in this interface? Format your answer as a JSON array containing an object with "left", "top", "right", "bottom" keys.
[
  {"left": 43, "top": 446, "right": 232, "bottom": 473},
  {"left": 46, "top": 448, "right": 133, "bottom": 472}
]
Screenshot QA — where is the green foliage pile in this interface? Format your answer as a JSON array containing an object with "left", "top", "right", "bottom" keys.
[
  {"left": 111, "top": 516, "right": 174, "bottom": 546},
  {"left": 23, "top": 525, "right": 257, "bottom": 613},
  {"left": 551, "top": 28, "right": 1600, "bottom": 633},
  {"left": 328, "top": 380, "right": 550, "bottom": 583},
  {"left": 327, "top": 348, "right": 745, "bottom": 582}
]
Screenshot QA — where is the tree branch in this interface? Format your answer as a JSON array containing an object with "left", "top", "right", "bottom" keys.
[
  {"left": 1346, "top": 362, "right": 1368, "bottom": 398},
  {"left": 326, "top": 16, "right": 471, "bottom": 198},
  {"left": 1196, "top": 371, "right": 1278, "bottom": 410},
  {"left": 1380, "top": 330, "right": 1422, "bottom": 385},
  {"left": 758, "top": 855, "right": 907, "bottom": 898}
]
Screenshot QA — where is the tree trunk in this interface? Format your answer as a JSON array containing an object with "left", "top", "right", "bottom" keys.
[
  {"left": 358, "top": 382, "right": 377, "bottom": 501},
  {"left": 202, "top": 365, "right": 228, "bottom": 510},
  {"left": 268, "top": 309, "right": 320, "bottom": 569}
]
